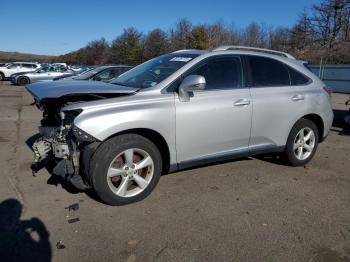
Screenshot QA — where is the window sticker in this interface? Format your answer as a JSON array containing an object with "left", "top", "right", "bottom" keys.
[{"left": 170, "top": 57, "right": 193, "bottom": 62}]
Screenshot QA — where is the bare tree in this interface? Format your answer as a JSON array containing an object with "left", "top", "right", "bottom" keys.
[{"left": 169, "top": 18, "right": 192, "bottom": 50}]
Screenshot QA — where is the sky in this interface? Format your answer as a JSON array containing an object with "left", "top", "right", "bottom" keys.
[{"left": 1, "top": 0, "right": 321, "bottom": 56}]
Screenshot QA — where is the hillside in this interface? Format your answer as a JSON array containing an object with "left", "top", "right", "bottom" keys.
[{"left": 0, "top": 51, "right": 56, "bottom": 63}]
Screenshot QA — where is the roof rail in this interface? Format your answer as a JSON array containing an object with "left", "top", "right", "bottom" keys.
[
  {"left": 212, "top": 45, "right": 295, "bottom": 59},
  {"left": 172, "top": 49, "right": 201, "bottom": 53}
]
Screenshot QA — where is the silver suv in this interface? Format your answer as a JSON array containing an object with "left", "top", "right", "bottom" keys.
[{"left": 27, "top": 46, "right": 333, "bottom": 205}]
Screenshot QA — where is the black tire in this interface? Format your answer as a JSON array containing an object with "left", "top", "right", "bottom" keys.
[
  {"left": 0, "top": 72, "right": 4, "bottom": 81},
  {"left": 89, "top": 134, "right": 162, "bottom": 205},
  {"left": 284, "top": 118, "right": 319, "bottom": 166},
  {"left": 18, "top": 77, "right": 30, "bottom": 85}
]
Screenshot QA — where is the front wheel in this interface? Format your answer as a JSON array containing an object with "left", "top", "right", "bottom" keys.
[
  {"left": 89, "top": 134, "right": 162, "bottom": 205},
  {"left": 0, "top": 72, "right": 4, "bottom": 81},
  {"left": 18, "top": 77, "right": 30, "bottom": 85},
  {"left": 284, "top": 119, "right": 319, "bottom": 166}
]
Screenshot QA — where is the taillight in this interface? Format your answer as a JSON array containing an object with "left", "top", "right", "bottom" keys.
[{"left": 323, "top": 87, "right": 332, "bottom": 96}]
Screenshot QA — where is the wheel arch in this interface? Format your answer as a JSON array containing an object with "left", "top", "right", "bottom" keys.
[
  {"left": 18, "top": 76, "right": 30, "bottom": 85},
  {"left": 104, "top": 128, "right": 171, "bottom": 174},
  {"left": 300, "top": 114, "right": 324, "bottom": 142}
]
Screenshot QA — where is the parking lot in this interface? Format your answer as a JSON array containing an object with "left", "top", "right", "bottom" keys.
[{"left": 0, "top": 80, "right": 349, "bottom": 262}]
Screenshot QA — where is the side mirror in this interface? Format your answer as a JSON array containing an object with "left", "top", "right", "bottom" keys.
[
  {"left": 178, "top": 75, "right": 206, "bottom": 102},
  {"left": 94, "top": 76, "right": 102, "bottom": 81}
]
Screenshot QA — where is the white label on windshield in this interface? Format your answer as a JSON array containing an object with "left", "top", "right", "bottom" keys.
[{"left": 170, "top": 57, "right": 192, "bottom": 62}]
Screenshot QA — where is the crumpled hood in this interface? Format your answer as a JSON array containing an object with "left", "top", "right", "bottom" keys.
[{"left": 26, "top": 80, "right": 138, "bottom": 101}]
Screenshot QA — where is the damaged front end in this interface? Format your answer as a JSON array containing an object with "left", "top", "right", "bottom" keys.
[
  {"left": 26, "top": 80, "right": 138, "bottom": 190},
  {"left": 32, "top": 105, "right": 98, "bottom": 190}
]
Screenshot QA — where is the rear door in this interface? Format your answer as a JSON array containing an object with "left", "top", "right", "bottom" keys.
[
  {"left": 175, "top": 55, "right": 252, "bottom": 164},
  {"left": 246, "top": 55, "right": 309, "bottom": 149}
]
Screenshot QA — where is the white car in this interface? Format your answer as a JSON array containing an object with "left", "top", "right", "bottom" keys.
[{"left": 0, "top": 62, "right": 41, "bottom": 80}]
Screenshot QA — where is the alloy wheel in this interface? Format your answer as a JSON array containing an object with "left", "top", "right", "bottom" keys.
[
  {"left": 106, "top": 148, "right": 154, "bottom": 198},
  {"left": 293, "top": 127, "right": 315, "bottom": 161}
]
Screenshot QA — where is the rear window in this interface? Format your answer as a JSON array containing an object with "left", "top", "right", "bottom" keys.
[
  {"left": 288, "top": 66, "right": 310, "bottom": 85},
  {"left": 247, "top": 56, "right": 290, "bottom": 87}
]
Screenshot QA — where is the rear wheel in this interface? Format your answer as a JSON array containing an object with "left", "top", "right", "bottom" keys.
[
  {"left": 18, "top": 77, "right": 30, "bottom": 85},
  {"left": 0, "top": 72, "right": 4, "bottom": 81},
  {"left": 284, "top": 119, "right": 319, "bottom": 166},
  {"left": 89, "top": 134, "right": 162, "bottom": 205}
]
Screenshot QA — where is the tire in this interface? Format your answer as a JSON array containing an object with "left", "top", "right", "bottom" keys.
[
  {"left": 0, "top": 72, "right": 4, "bottom": 81},
  {"left": 284, "top": 118, "right": 319, "bottom": 166},
  {"left": 89, "top": 134, "right": 162, "bottom": 205},
  {"left": 18, "top": 77, "right": 30, "bottom": 85}
]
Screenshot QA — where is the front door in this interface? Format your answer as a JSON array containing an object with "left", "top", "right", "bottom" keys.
[{"left": 175, "top": 56, "right": 252, "bottom": 164}]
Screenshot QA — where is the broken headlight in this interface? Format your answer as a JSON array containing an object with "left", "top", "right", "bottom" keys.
[{"left": 72, "top": 125, "right": 97, "bottom": 142}]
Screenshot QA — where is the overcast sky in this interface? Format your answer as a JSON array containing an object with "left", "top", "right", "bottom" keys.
[{"left": 2, "top": 0, "right": 320, "bottom": 55}]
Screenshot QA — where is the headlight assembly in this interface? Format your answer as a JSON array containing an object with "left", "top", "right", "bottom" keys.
[{"left": 72, "top": 125, "right": 97, "bottom": 142}]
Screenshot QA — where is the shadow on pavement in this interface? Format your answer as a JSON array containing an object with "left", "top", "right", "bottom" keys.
[{"left": 0, "top": 199, "right": 51, "bottom": 262}]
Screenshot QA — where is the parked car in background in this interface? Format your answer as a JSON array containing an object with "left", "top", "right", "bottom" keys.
[
  {"left": 27, "top": 46, "right": 333, "bottom": 205},
  {"left": 11, "top": 66, "right": 73, "bottom": 85},
  {"left": 53, "top": 65, "right": 132, "bottom": 82},
  {"left": 0, "top": 62, "right": 41, "bottom": 80}
]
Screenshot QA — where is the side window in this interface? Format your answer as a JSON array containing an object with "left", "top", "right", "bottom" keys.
[
  {"left": 9, "top": 64, "right": 20, "bottom": 69},
  {"left": 247, "top": 56, "right": 290, "bottom": 87},
  {"left": 95, "top": 69, "right": 112, "bottom": 81},
  {"left": 288, "top": 66, "right": 310, "bottom": 85},
  {"left": 22, "top": 64, "right": 33, "bottom": 69},
  {"left": 188, "top": 56, "right": 242, "bottom": 90}
]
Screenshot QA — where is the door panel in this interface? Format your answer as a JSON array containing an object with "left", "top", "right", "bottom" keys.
[
  {"left": 249, "top": 86, "right": 307, "bottom": 148},
  {"left": 175, "top": 88, "right": 252, "bottom": 163}
]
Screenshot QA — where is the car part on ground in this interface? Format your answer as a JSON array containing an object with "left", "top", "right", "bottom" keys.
[{"left": 27, "top": 46, "right": 334, "bottom": 205}]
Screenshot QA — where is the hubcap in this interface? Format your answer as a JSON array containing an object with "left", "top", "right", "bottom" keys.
[
  {"left": 107, "top": 148, "right": 154, "bottom": 198},
  {"left": 293, "top": 127, "right": 315, "bottom": 161}
]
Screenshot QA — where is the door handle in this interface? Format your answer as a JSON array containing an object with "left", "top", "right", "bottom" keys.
[
  {"left": 234, "top": 99, "right": 250, "bottom": 106},
  {"left": 291, "top": 94, "right": 305, "bottom": 101}
]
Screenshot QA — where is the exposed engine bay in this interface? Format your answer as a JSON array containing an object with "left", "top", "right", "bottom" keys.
[
  {"left": 25, "top": 80, "right": 139, "bottom": 190},
  {"left": 31, "top": 94, "right": 126, "bottom": 190}
]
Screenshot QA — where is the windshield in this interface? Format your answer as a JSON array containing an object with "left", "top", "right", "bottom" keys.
[{"left": 111, "top": 53, "right": 199, "bottom": 88}]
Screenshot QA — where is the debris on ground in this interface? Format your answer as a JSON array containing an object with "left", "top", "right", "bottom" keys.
[
  {"left": 65, "top": 203, "right": 79, "bottom": 211},
  {"left": 68, "top": 217, "right": 80, "bottom": 224},
  {"left": 127, "top": 239, "right": 138, "bottom": 248},
  {"left": 56, "top": 241, "right": 66, "bottom": 249},
  {"left": 210, "top": 186, "right": 219, "bottom": 190}
]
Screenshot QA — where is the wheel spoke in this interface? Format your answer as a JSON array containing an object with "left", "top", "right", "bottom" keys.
[
  {"left": 293, "top": 142, "right": 300, "bottom": 150},
  {"left": 135, "top": 156, "right": 153, "bottom": 170},
  {"left": 116, "top": 177, "right": 129, "bottom": 196},
  {"left": 304, "top": 131, "right": 312, "bottom": 142},
  {"left": 303, "top": 144, "right": 313, "bottom": 152},
  {"left": 133, "top": 174, "right": 148, "bottom": 189},
  {"left": 124, "top": 149, "right": 134, "bottom": 166},
  {"left": 297, "top": 147, "right": 303, "bottom": 159},
  {"left": 107, "top": 168, "right": 125, "bottom": 178},
  {"left": 299, "top": 129, "right": 304, "bottom": 140}
]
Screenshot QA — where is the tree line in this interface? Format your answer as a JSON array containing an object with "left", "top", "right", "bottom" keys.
[{"left": 53, "top": 0, "right": 350, "bottom": 65}]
